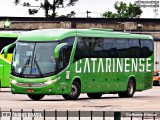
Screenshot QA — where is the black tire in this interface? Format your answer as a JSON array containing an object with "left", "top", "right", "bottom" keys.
[
  {"left": 118, "top": 79, "right": 135, "bottom": 98},
  {"left": 87, "top": 93, "right": 102, "bottom": 99},
  {"left": 62, "top": 81, "right": 80, "bottom": 100},
  {"left": 28, "top": 94, "right": 45, "bottom": 100}
]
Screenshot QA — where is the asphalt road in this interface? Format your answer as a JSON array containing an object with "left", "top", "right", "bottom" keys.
[
  {"left": 0, "top": 87, "right": 160, "bottom": 120},
  {"left": 0, "top": 86, "right": 160, "bottom": 111}
]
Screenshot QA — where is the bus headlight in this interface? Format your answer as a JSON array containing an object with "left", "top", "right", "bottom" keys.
[
  {"left": 11, "top": 80, "right": 18, "bottom": 84},
  {"left": 44, "top": 77, "right": 60, "bottom": 85},
  {"left": 44, "top": 80, "right": 53, "bottom": 85}
]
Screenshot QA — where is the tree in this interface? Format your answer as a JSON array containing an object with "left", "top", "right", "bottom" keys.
[
  {"left": 67, "top": 11, "right": 76, "bottom": 18},
  {"left": 58, "top": 11, "right": 76, "bottom": 18},
  {"left": 14, "top": 0, "right": 78, "bottom": 18},
  {"left": 103, "top": 1, "right": 142, "bottom": 18}
]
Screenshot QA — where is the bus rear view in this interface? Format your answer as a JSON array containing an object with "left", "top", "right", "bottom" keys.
[{"left": 5, "top": 28, "right": 154, "bottom": 100}]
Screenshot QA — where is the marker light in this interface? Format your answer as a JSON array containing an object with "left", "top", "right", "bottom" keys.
[{"left": 11, "top": 80, "right": 18, "bottom": 84}]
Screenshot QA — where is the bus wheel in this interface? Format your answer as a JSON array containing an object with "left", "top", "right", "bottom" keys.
[
  {"left": 62, "top": 81, "right": 80, "bottom": 100},
  {"left": 28, "top": 94, "right": 45, "bottom": 100},
  {"left": 118, "top": 79, "right": 135, "bottom": 98},
  {"left": 87, "top": 93, "right": 102, "bottom": 99}
]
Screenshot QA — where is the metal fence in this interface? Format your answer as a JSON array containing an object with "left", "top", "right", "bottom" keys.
[{"left": 0, "top": 110, "right": 159, "bottom": 120}]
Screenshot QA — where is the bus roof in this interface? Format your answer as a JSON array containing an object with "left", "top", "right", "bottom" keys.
[
  {"left": 18, "top": 28, "right": 153, "bottom": 42},
  {"left": 0, "top": 31, "right": 21, "bottom": 38}
]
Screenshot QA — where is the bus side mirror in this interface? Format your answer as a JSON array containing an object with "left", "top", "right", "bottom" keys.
[
  {"left": 4, "top": 43, "right": 16, "bottom": 58},
  {"left": 54, "top": 43, "right": 68, "bottom": 59}
]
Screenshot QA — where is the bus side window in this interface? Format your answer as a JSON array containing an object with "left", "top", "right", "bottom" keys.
[
  {"left": 128, "top": 39, "right": 140, "bottom": 58},
  {"left": 74, "top": 37, "right": 89, "bottom": 61},
  {"left": 140, "top": 39, "right": 153, "bottom": 58},
  {"left": 116, "top": 39, "right": 128, "bottom": 58},
  {"left": 64, "top": 45, "right": 72, "bottom": 64},
  {"left": 58, "top": 45, "right": 72, "bottom": 69},
  {"left": 58, "top": 37, "right": 75, "bottom": 71},
  {"left": 90, "top": 38, "right": 103, "bottom": 58},
  {"left": 103, "top": 38, "right": 116, "bottom": 58},
  {"left": 58, "top": 48, "right": 64, "bottom": 69},
  {"left": 58, "top": 37, "right": 74, "bottom": 69}
]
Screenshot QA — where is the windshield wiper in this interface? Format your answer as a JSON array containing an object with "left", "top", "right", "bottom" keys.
[
  {"left": 33, "top": 55, "right": 43, "bottom": 77},
  {"left": 19, "top": 55, "right": 31, "bottom": 76}
]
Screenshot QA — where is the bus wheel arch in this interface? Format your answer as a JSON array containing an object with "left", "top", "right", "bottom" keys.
[
  {"left": 118, "top": 78, "right": 136, "bottom": 98},
  {"left": 62, "top": 78, "right": 81, "bottom": 100},
  {"left": 73, "top": 78, "right": 81, "bottom": 89},
  {"left": 129, "top": 77, "right": 136, "bottom": 90}
]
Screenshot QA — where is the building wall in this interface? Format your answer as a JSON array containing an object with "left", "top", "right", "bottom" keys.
[
  {"left": 154, "top": 41, "right": 160, "bottom": 71},
  {"left": 1, "top": 18, "right": 160, "bottom": 38}
]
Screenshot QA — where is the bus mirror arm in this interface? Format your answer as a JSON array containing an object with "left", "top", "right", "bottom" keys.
[
  {"left": 54, "top": 43, "right": 68, "bottom": 59},
  {"left": 4, "top": 43, "right": 16, "bottom": 58}
]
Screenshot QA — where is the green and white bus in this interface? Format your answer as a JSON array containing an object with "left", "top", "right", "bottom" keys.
[
  {"left": 4, "top": 28, "right": 154, "bottom": 100},
  {"left": 0, "top": 31, "right": 20, "bottom": 88}
]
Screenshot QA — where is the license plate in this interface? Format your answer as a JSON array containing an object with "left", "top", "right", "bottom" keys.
[{"left": 27, "top": 89, "right": 35, "bottom": 93}]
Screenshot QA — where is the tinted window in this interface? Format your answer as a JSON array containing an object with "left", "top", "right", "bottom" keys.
[
  {"left": 74, "top": 37, "right": 90, "bottom": 61},
  {"left": 103, "top": 38, "right": 116, "bottom": 58},
  {"left": 128, "top": 39, "right": 140, "bottom": 58},
  {"left": 116, "top": 39, "right": 128, "bottom": 58},
  {"left": 58, "top": 37, "right": 74, "bottom": 70},
  {"left": 74, "top": 37, "right": 153, "bottom": 61},
  {"left": 0, "top": 37, "right": 17, "bottom": 53},
  {"left": 140, "top": 40, "right": 153, "bottom": 58},
  {"left": 75, "top": 37, "right": 117, "bottom": 60},
  {"left": 90, "top": 38, "right": 103, "bottom": 58},
  {"left": 154, "top": 72, "right": 159, "bottom": 76}
]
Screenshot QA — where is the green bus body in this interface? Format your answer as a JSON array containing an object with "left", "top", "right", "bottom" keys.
[
  {"left": 9, "top": 29, "right": 154, "bottom": 100},
  {"left": 0, "top": 32, "right": 19, "bottom": 87}
]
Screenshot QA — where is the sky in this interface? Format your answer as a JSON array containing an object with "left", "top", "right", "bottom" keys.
[{"left": 0, "top": 0, "right": 159, "bottom": 18}]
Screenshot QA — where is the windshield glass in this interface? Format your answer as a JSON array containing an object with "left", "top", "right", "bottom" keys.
[
  {"left": 12, "top": 37, "right": 75, "bottom": 78},
  {"left": 12, "top": 42, "right": 58, "bottom": 77}
]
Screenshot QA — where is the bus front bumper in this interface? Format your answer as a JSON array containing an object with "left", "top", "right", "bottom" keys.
[
  {"left": 10, "top": 75, "right": 71, "bottom": 95},
  {"left": 11, "top": 82, "right": 60, "bottom": 95}
]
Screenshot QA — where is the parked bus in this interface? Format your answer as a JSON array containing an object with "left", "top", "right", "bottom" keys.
[
  {"left": 4, "top": 28, "right": 154, "bottom": 100},
  {"left": 0, "top": 31, "right": 20, "bottom": 87}
]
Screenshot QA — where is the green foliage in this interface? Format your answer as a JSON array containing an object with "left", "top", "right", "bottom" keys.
[
  {"left": 103, "top": 11, "right": 117, "bottom": 18},
  {"left": 59, "top": 11, "right": 76, "bottom": 18},
  {"left": 103, "top": 1, "right": 142, "bottom": 18},
  {"left": 14, "top": 0, "right": 78, "bottom": 18}
]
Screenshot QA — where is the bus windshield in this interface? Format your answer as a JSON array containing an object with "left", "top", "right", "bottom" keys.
[{"left": 12, "top": 42, "right": 59, "bottom": 77}]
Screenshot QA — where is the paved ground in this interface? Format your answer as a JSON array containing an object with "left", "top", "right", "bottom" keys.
[
  {"left": 0, "top": 86, "right": 160, "bottom": 111},
  {"left": 0, "top": 86, "right": 160, "bottom": 120}
]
